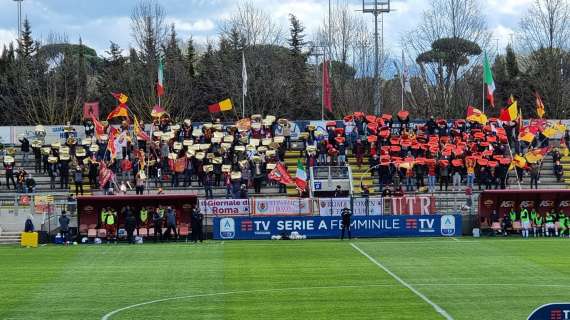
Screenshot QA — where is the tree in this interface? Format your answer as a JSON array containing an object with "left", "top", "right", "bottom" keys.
[
  {"left": 403, "top": 0, "right": 490, "bottom": 117},
  {"left": 17, "top": 18, "right": 36, "bottom": 59},
  {"left": 220, "top": 0, "right": 284, "bottom": 47}
]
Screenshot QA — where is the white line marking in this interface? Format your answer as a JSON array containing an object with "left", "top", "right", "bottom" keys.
[
  {"left": 350, "top": 242, "right": 454, "bottom": 320},
  {"left": 101, "top": 284, "right": 395, "bottom": 320},
  {"left": 101, "top": 283, "right": 568, "bottom": 320}
]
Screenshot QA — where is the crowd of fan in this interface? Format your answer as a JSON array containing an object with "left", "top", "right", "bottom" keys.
[{"left": 1, "top": 111, "right": 569, "bottom": 198}]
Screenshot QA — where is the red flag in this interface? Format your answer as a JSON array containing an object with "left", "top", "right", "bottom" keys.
[
  {"left": 322, "top": 60, "right": 332, "bottom": 113},
  {"left": 92, "top": 115, "right": 105, "bottom": 138},
  {"left": 98, "top": 161, "right": 115, "bottom": 188},
  {"left": 133, "top": 115, "right": 149, "bottom": 141},
  {"left": 107, "top": 131, "right": 117, "bottom": 159},
  {"left": 268, "top": 162, "right": 295, "bottom": 185}
]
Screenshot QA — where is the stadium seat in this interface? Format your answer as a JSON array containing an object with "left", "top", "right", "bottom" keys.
[
  {"left": 79, "top": 224, "right": 88, "bottom": 235},
  {"left": 97, "top": 229, "right": 107, "bottom": 238},
  {"left": 512, "top": 221, "right": 522, "bottom": 231},
  {"left": 138, "top": 228, "right": 148, "bottom": 237},
  {"left": 87, "top": 229, "right": 97, "bottom": 238},
  {"left": 179, "top": 226, "right": 189, "bottom": 241},
  {"left": 491, "top": 222, "right": 501, "bottom": 231},
  {"left": 88, "top": 224, "right": 97, "bottom": 230},
  {"left": 148, "top": 228, "right": 155, "bottom": 236}
]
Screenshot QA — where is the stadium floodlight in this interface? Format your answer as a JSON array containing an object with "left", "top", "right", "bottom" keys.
[
  {"left": 308, "top": 43, "right": 327, "bottom": 120},
  {"left": 362, "top": 0, "right": 391, "bottom": 115},
  {"left": 13, "top": 0, "right": 24, "bottom": 41}
]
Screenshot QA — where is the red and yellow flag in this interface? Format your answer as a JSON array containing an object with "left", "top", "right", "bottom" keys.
[
  {"left": 499, "top": 101, "right": 518, "bottom": 122},
  {"left": 107, "top": 104, "right": 129, "bottom": 120},
  {"left": 208, "top": 99, "right": 233, "bottom": 113},
  {"left": 133, "top": 115, "right": 149, "bottom": 141},
  {"left": 111, "top": 92, "right": 129, "bottom": 105},
  {"left": 92, "top": 115, "right": 105, "bottom": 138}
]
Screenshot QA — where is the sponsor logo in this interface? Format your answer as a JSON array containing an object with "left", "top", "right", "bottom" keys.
[
  {"left": 484, "top": 199, "right": 494, "bottom": 208},
  {"left": 520, "top": 201, "right": 535, "bottom": 208},
  {"left": 528, "top": 303, "right": 570, "bottom": 320},
  {"left": 219, "top": 218, "right": 235, "bottom": 239},
  {"left": 540, "top": 200, "right": 555, "bottom": 208},
  {"left": 405, "top": 219, "right": 417, "bottom": 229},
  {"left": 440, "top": 215, "right": 456, "bottom": 236},
  {"left": 241, "top": 220, "right": 253, "bottom": 232},
  {"left": 500, "top": 201, "right": 515, "bottom": 208},
  {"left": 559, "top": 201, "right": 570, "bottom": 208},
  {"left": 256, "top": 202, "right": 268, "bottom": 213}
]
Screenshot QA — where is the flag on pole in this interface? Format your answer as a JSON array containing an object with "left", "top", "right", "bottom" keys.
[
  {"left": 106, "top": 104, "right": 129, "bottom": 120},
  {"left": 323, "top": 60, "right": 332, "bottom": 113},
  {"left": 107, "top": 131, "right": 117, "bottom": 159},
  {"left": 499, "top": 101, "right": 518, "bottom": 122},
  {"left": 111, "top": 92, "right": 128, "bottom": 105},
  {"left": 133, "top": 115, "right": 149, "bottom": 141},
  {"left": 402, "top": 50, "right": 412, "bottom": 93},
  {"left": 483, "top": 52, "right": 495, "bottom": 108},
  {"left": 156, "top": 58, "right": 165, "bottom": 97},
  {"left": 242, "top": 51, "right": 248, "bottom": 97},
  {"left": 535, "top": 92, "right": 545, "bottom": 119},
  {"left": 208, "top": 99, "right": 233, "bottom": 113},
  {"left": 466, "top": 105, "right": 488, "bottom": 125},
  {"left": 91, "top": 115, "right": 105, "bottom": 138},
  {"left": 295, "top": 159, "right": 307, "bottom": 191}
]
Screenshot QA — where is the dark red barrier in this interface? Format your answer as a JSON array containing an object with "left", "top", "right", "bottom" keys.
[{"left": 478, "top": 190, "right": 570, "bottom": 219}]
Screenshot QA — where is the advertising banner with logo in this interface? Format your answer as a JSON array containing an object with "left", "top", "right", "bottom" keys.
[
  {"left": 199, "top": 199, "right": 250, "bottom": 216},
  {"left": 389, "top": 196, "right": 436, "bottom": 215},
  {"left": 527, "top": 303, "right": 570, "bottom": 320},
  {"left": 317, "top": 197, "right": 383, "bottom": 216},
  {"left": 252, "top": 198, "right": 312, "bottom": 216},
  {"left": 478, "top": 190, "right": 570, "bottom": 219},
  {"left": 214, "top": 214, "right": 461, "bottom": 240}
]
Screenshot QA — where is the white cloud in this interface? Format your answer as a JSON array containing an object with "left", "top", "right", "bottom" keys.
[
  {"left": 0, "top": 29, "right": 17, "bottom": 49},
  {"left": 170, "top": 18, "right": 216, "bottom": 32},
  {"left": 487, "top": 0, "right": 532, "bottom": 15}
]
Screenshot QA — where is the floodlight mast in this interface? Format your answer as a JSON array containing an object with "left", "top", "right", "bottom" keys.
[
  {"left": 14, "top": 0, "right": 24, "bottom": 41},
  {"left": 362, "top": 0, "right": 391, "bottom": 115}
]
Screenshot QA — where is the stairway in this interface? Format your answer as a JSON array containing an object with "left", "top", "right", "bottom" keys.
[
  {"left": 347, "top": 155, "right": 374, "bottom": 195},
  {"left": 0, "top": 230, "right": 21, "bottom": 245},
  {"left": 284, "top": 150, "right": 303, "bottom": 196},
  {"left": 69, "top": 180, "right": 93, "bottom": 196}
]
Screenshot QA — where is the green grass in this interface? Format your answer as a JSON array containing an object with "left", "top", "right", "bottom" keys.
[{"left": 1, "top": 238, "right": 569, "bottom": 320}]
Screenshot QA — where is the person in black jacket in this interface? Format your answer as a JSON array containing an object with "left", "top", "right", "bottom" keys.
[
  {"left": 4, "top": 162, "right": 16, "bottom": 190},
  {"left": 124, "top": 212, "right": 137, "bottom": 244},
  {"left": 340, "top": 207, "right": 352, "bottom": 240},
  {"left": 152, "top": 208, "right": 163, "bottom": 242},
  {"left": 19, "top": 137, "right": 30, "bottom": 163},
  {"left": 190, "top": 206, "right": 204, "bottom": 243},
  {"left": 59, "top": 160, "right": 69, "bottom": 189},
  {"left": 59, "top": 211, "right": 70, "bottom": 242}
]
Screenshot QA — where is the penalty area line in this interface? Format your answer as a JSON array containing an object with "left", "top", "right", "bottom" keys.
[{"left": 350, "top": 243, "right": 454, "bottom": 320}]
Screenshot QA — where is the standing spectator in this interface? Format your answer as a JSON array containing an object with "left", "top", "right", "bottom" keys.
[
  {"left": 59, "top": 211, "right": 70, "bottom": 243},
  {"left": 340, "top": 207, "right": 352, "bottom": 240},
  {"left": 152, "top": 208, "right": 163, "bottom": 242},
  {"left": 16, "top": 168, "right": 27, "bottom": 193},
  {"left": 4, "top": 162, "right": 16, "bottom": 190},
  {"left": 48, "top": 161, "right": 56, "bottom": 190},
  {"left": 73, "top": 166, "right": 84, "bottom": 196},
  {"left": 439, "top": 163, "right": 449, "bottom": 191},
  {"left": 135, "top": 172, "right": 145, "bottom": 195},
  {"left": 529, "top": 164, "right": 539, "bottom": 189},
  {"left": 334, "top": 185, "right": 343, "bottom": 198},
  {"left": 239, "top": 184, "right": 248, "bottom": 199},
  {"left": 405, "top": 168, "right": 414, "bottom": 192},
  {"left": 19, "top": 136, "right": 30, "bottom": 163},
  {"left": 427, "top": 163, "right": 436, "bottom": 193},
  {"left": 121, "top": 156, "right": 133, "bottom": 183},
  {"left": 125, "top": 210, "right": 137, "bottom": 244},
  {"left": 33, "top": 145, "right": 42, "bottom": 173},
  {"left": 190, "top": 206, "right": 204, "bottom": 243},
  {"left": 164, "top": 207, "right": 178, "bottom": 241},
  {"left": 88, "top": 160, "right": 98, "bottom": 189},
  {"left": 353, "top": 139, "right": 364, "bottom": 167},
  {"left": 203, "top": 171, "right": 214, "bottom": 199},
  {"left": 60, "top": 160, "right": 70, "bottom": 189},
  {"left": 466, "top": 160, "right": 475, "bottom": 189},
  {"left": 252, "top": 159, "right": 264, "bottom": 194}
]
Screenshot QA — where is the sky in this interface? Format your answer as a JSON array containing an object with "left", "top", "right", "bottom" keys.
[{"left": 0, "top": 0, "right": 533, "bottom": 58}]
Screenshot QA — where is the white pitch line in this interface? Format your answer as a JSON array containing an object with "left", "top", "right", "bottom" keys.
[
  {"left": 350, "top": 243, "right": 454, "bottom": 320},
  {"left": 100, "top": 282, "right": 569, "bottom": 320},
  {"left": 451, "top": 237, "right": 459, "bottom": 241}
]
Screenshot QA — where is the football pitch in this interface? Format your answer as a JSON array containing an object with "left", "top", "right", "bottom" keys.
[{"left": 1, "top": 238, "right": 569, "bottom": 320}]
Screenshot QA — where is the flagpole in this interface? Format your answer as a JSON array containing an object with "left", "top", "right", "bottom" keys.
[
  {"left": 401, "top": 50, "right": 404, "bottom": 111},
  {"left": 321, "top": 56, "right": 325, "bottom": 121}
]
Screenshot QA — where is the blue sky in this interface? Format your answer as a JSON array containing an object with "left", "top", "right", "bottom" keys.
[{"left": 0, "top": 0, "right": 532, "bottom": 57}]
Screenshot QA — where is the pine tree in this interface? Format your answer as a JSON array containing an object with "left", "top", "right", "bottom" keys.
[
  {"left": 77, "top": 38, "right": 88, "bottom": 100},
  {"left": 17, "top": 18, "right": 35, "bottom": 59},
  {"left": 505, "top": 45, "right": 519, "bottom": 78},
  {"left": 186, "top": 38, "right": 196, "bottom": 79},
  {"left": 288, "top": 14, "right": 306, "bottom": 56}
]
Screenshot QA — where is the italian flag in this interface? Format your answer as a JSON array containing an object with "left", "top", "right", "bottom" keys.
[
  {"left": 156, "top": 58, "right": 165, "bottom": 97},
  {"left": 483, "top": 52, "right": 495, "bottom": 108},
  {"left": 295, "top": 159, "right": 307, "bottom": 191}
]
